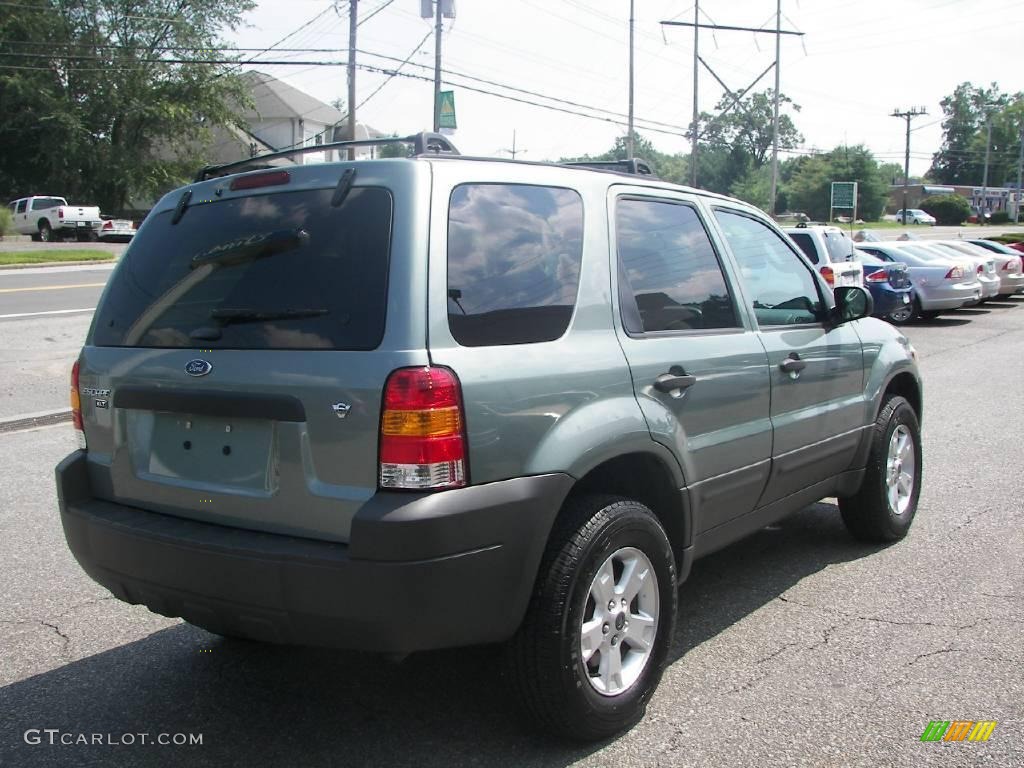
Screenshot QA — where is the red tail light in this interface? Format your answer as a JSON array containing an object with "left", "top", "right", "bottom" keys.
[
  {"left": 379, "top": 366, "right": 467, "bottom": 490},
  {"left": 1003, "top": 258, "right": 1021, "bottom": 272},
  {"left": 229, "top": 170, "right": 291, "bottom": 191},
  {"left": 944, "top": 266, "right": 964, "bottom": 279},
  {"left": 102, "top": 220, "right": 113, "bottom": 230},
  {"left": 820, "top": 266, "right": 835, "bottom": 286},
  {"left": 70, "top": 360, "right": 86, "bottom": 449},
  {"left": 977, "top": 264, "right": 984, "bottom": 275},
  {"left": 864, "top": 269, "right": 889, "bottom": 283},
  {"left": 58, "top": 207, "right": 64, "bottom": 219}
]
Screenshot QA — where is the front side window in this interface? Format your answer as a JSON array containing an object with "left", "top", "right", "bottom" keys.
[
  {"left": 16, "top": 200, "right": 27, "bottom": 213},
  {"left": 714, "top": 209, "right": 823, "bottom": 327},
  {"left": 616, "top": 198, "right": 738, "bottom": 333},
  {"left": 447, "top": 183, "right": 584, "bottom": 346}
]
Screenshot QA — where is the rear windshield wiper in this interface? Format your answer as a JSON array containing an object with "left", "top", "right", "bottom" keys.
[
  {"left": 191, "top": 228, "right": 309, "bottom": 270},
  {"left": 188, "top": 308, "right": 331, "bottom": 341}
]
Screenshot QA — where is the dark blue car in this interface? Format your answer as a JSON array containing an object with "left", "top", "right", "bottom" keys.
[{"left": 859, "top": 252, "right": 915, "bottom": 324}]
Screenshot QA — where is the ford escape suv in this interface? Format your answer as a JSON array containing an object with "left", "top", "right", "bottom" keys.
[{"left": 56, "top": 134, "right": 923, "bottom": 742}]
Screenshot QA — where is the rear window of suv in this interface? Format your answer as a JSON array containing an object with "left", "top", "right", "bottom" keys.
[
  {"left": 91, "top": 187, "right": 393, "bottom": 350},
  {"left": 447, "top": 183, "right": 584, "bottom": 346}
]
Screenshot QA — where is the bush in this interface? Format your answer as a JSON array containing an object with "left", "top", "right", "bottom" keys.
[
  {"left": 921, "top": 194, "right": 971, "bottom": 225},
  {"left": 0, "top": 207, "right": 13, "bottom": 239},
  {"left": 989, "top": 211, "right": 1011, "bottom": 224}
]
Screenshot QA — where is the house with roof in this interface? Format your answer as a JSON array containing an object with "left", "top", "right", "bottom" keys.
[{"left": 206, "top": 71, "right": 384, "bottom": 166}]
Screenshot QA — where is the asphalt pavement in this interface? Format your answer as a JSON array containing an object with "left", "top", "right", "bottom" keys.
[{"left": 0, "top": 292, "right": 1021, "bottom": 766}]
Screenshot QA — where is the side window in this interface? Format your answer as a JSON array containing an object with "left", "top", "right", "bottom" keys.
[
  {"left": 16, "top": 200, "right": 27, "bottom": 214},
  {"left": 787, "top": 231, "right": 819, "bottom": 264},
  {"left": 447, "top": 183, "right": 584, "bottom": 346},
  {"left": 616, "top": 198, "right": 738, "bottom": 333},
  {"left": 714, "top": 209, "right": 823, "bottom": 327}
]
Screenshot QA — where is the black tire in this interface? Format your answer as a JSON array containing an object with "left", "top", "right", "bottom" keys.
[
  {"left": 917, "top": 299, "right": 941, "bottom": 321},
  {"left": 506, "top": 495, "right": 677, "bottom": 741},
  {"left": 886, "top": 302, "right": 915, "bottom": 325},
  {"left": 840, "top": 395, "right": 922, "bottom": 542},
  {"left": 38, "top": 221, "right": 52, "bottom": 242}
]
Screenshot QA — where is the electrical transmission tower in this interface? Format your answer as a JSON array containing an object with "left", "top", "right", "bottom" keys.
[{"left": 891, "top": 107, "right": 928, "bottom": 224}]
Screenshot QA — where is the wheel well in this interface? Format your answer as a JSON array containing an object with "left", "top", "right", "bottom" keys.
[
  {"left": 883, "top": 372, "right": 921, "bottom": 420},
  {"left": 566, "top": 453, "right": 688, "bottom": 563}
]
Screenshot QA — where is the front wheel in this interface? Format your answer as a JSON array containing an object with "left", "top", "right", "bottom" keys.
[
  {"left": 507, "top": 496, "right": 677, "bottom": 741},
  {"left": 887, "top": 302, "right": 915, "bottom": 325},
  {"left": 840, "top": 395, "right": 922, "bottom": 542}
]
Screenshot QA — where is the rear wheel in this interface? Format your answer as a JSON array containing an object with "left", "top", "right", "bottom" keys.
[
  {"left": 38, "top": 221, "right": 53, "bottom": 242},
  {"left": 840, "top": 395, "right": 921, "bottom": 542},
  {"left": 507, "top": 495, "right": 676, "bottom": 741},
  {"left": 887, "top": 302, "right": 914, "bottom": 325}
]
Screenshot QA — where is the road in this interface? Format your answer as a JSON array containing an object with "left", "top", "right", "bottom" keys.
[{"left": 0, "top": 289, "right": 1021, "bottom": 765}]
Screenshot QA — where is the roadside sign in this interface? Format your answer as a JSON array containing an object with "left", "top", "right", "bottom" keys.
[
  {"left": 438, "top": 90, "right": 457, "bottom": 130},
  {"left": 831, "top": 181, "right": 857, "bottom": 209}
]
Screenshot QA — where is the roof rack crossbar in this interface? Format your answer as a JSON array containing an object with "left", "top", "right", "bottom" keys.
[
  {"left": 194, "top": 132, "right": 460, "bottom": 181},
  {"left": 561, "top": 158, "right": 657, "bottom": 177}
]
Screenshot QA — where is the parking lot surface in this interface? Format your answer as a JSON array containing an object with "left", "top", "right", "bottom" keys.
[{"left": 0, "top": 298, "right": 1021, "bottom": 767}]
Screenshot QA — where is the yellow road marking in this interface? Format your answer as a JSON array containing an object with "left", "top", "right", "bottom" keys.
[{"left": 0, "top": 282, "right": 106, "bottom": 294}]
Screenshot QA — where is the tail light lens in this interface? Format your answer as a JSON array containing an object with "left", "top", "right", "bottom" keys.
[
  {"left": 820, "top": 266, "right": 835, "bottom": 286},
  {"left": 70, "top": 360, "right": 86, "bottom": 449},
  {"left": 102, "top": 220, "right": 113, "bottom": 230},
  {"left": 379, "top": 366, "right": 467, "bottom": 490},
  {"left": 945, "top": 266, "right": 964, "bottom": 279},
  {"left": 864, "top": 269, "right": 889, "bottom": 283},
  {"left": 58, "top": 207, "right": 64, "bottom": 219},
  {"left": 1003, "top": 258, "right": 1021, "bottom": 272},
  {"left": 229, "top": 170, "right": 291, "bottom": 191},
  {"left": 977, "top": 264, "right": 984, "bottom": 275}
]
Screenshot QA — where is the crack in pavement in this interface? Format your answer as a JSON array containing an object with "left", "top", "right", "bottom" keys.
[{"left": 755, "top": 642, "right": 800, "bottom": 665}]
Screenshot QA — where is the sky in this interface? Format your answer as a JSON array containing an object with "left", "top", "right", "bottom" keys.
[{"left": 228, "top": 0, "right": 1024, "bottom": 178}]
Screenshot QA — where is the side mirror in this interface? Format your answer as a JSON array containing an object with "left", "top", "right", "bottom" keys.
[{"left": 833, "top": 285, "right": 873, "bottom": 324}]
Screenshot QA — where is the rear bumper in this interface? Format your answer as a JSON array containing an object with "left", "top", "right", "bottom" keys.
[
  {"left": 998, "top": 274, "right": 1024, "bottom": 295},
  {"left": 57, "top": 451, "right": 572, "bottom": 653},
  {"left": 870, "top": 286, "right": 912, "bottom": 317},
  {"left": 920, "top": 282, "right": 981, "bottom": 310}
]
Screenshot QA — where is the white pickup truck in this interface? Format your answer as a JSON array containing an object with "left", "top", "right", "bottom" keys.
[{"left": 7, "top": 196, "right": 103, "bottom": 242}]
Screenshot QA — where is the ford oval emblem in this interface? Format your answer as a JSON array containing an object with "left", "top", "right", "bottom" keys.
[{"left": 185, "top": 359, "right": 212, "bottom": 377}]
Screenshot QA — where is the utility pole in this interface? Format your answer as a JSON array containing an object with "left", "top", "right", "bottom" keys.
[
  {"left": 346, "top": 0, "right": 357, "bottom": 160},
  {"left": 891, "top": 107, "right": 927, "bottom": 224},
  {"left": 627, "top": 0, "right": 635, "bottom": 159},
  {"left": 1015, "top": 124, "right": 1023, "bottom": 223},
  {"left": 769, "top": 0, "right": 781, "bottom": 215},
  {"left": 980, "top": 108, "right": 994, "bottom": 221},
  {"left": 690, "top": 0, "right": 699, "bottom": 186},
  {"left": 499, "top": 130, "right": 526, "bottom": 159},
  {"left": 432, "top": 0, "right": 443, "bottom": 132}
]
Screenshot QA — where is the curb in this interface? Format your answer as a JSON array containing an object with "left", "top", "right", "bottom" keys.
[
  {"left": 0, "top": 409, "right": 72, "bottom": 434},
  {"left": 0, "top": 259, "right": 117, "bottom": 270}
]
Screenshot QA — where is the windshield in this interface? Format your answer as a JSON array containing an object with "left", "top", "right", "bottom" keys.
[
  {"left": 824, "top": 231, "right": 855, "bottom": 262},
  {"left": 91, "top": 187, "right": 393, "bottom": 350}
]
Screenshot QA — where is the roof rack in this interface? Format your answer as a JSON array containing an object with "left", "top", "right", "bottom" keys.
[
  {"left": 194, "top": 132, "right": 460, "bottom": 181},
  {"left": 560, "top": 158, "right": 657, "bottom": 177}
]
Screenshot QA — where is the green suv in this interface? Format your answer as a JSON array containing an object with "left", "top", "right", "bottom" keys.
[{"left": 56, "top": 134, "right": 923, "bottom": 741}]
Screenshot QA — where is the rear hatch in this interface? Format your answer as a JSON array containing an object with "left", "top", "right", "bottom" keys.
[
  {"left": 78, "top": 164, "right": 427, "bottom": 542},
  {"left": 823, "top": 230, "right": 864, "bottom": 287}
]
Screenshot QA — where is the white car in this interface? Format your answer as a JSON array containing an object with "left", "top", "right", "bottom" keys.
[
  {"left": 782, "top": 224, "right": 865, "bottom": 288},
  {"left": 894, "top": 209, "right": 936, "bottom": 225},
  {"left": 98, "top": 218, "right": 136, "bottom": 242}
]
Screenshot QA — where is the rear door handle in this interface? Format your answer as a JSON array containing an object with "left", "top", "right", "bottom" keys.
[
  {"left": 653, "top": 373, "right": 697, "bottom": 393},
  {"left": 779, "top": 354, "right": 807, "bottom": 373}
]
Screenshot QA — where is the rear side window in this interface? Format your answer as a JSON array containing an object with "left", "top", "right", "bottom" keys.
[
  {"left": 616, "top": 198, "right": 738, "bottom": 333},
  {"left": 787, "top": 231, "right": 818, "bottom": 263},
  {"left": 31, "top": 197, "right": 63, "bottom": 210},
  {"left": 91, "top": 187, "right": 393, "bottom": 350},
  {"left": 16, "top": 200, "right": 27, "bottom": 213},
  {"left": 447, "top": 183, "right": 583, "bottom": 346}
]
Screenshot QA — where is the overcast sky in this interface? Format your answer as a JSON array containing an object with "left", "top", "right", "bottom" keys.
[{"left": 230, "top": 0, "right": 1023, "bottom": 178}]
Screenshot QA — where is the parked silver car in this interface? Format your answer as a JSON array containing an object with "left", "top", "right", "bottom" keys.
[
  {"left": 916, "top": 242, "right": 999, "bottom": 300},
  {"left": 942, "top": 240, "right": 1024, "bottom": 298},
  {"left": 855, "top": 242, "right": 982, "bottom": 320}
]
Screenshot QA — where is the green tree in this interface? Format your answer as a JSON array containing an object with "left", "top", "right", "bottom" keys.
[
  {"left": 920, "top": 194, "right": 971, "bottom": 225},
  {"left": 0, "top": 0, "right": 255, "bottom": 212},
  {"left": 929, "top": 82, "right": 1023, "bottom": 186},
  {"left": 699, "top": 89, "right": 802, "bottom": 168},
  {"left": 783, "top": 145, "right": 889, "bottom": 221}
]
